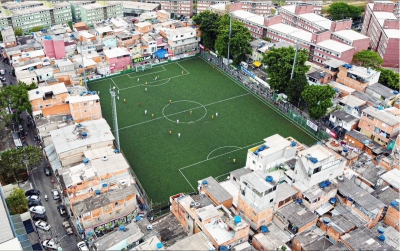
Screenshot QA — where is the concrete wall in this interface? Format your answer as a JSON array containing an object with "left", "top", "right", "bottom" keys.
[{"left": 384, "top": 206, "right": 400, "bottom": 232}]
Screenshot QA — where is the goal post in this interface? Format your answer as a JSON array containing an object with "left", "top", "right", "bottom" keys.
[{"left": 135, "top": 64, "right": 152, "bottom": 72}]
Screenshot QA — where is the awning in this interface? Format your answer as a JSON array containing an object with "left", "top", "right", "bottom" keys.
[
  {"left": 154, "top": 49, "right": 168, "bottom": 59},
  {"left": 316, "top": 202, "right": 334, "bottom": 216},
  {"left": 253, "top": 61, "right": 262, "bottom": 67}
]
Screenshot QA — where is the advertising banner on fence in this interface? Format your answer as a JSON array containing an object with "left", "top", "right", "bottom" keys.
[
  {"left": 325, "top": 128, "right": 337, "bottom": 138},
  {"left": 307, "top": 119, "right": 318, "bottom": 131},
  {"left": 255, "top": 76, "right": 270, "bottom": 89},
  {"left": 241, "top": 66, "right": 255, "bottom": 78}
]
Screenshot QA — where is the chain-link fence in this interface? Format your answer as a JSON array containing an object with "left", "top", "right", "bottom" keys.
[{"left": 200, "top": 49, "right": 330, "bottom": 141}]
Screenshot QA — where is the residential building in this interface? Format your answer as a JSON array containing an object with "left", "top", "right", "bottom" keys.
[
  {"left": 318, "top": 215, "right": 356, "bottom": 243},
  {"left": 328, "top": 81, "right": 356, "bottom": 98},
  {"left": 28, "top": 83, "right": 68, "bottom": 116},
  {"left": 248, "top": 40, "right": 290, "bottom": 63},
  {"left": 197, "top": 0, "right": 231, "bottom": 14},
  {"left": 331, "top": 30, "right": 370, "bottom": 53},
  {"left": 337, "top": 178, "right": 385, "bottom": 229},
  {"left": 322, "top": 58, "right": 346, "bottom": 81},
  {"left": 92, "top": 221, "right": 144, "bottom": 251},
  {"left": 232, "top": 10, "right": 266, "bottom": 39},
  {"left": 273, "top": 202, "right": 318, "bottom": 234},
  {"left": 80, "top": 1, "right": 123, "bottom": 26},
  {"left": 337, "top": 95, "right": 367, "bottom": 118},
  {"left": 245, "top": 134, "right": 298, "bottom": 172},
  {"left": 164, "top": 27, "right": 199, "bottom": 55},
  {"left": 170, "top": 193, "right": 250, "bottom": 250},
  {"left": 291, "top": 228, "right": 331, "bottom": 251},
  {"left": 252, "top": 223, "right": 291, "bottom": 251},
  {"left": 358, "top": 106, "right": 400, "bottom": 146},
  {"left": 365, "top": 83, "right": 397, "bottom": 106},
  {"left": 122, "top": 1, "right": 160, "bottom": 17},
  {"left": 103, "top": 47, "right": 131, "bottom": 72},
  {"left": 42, "top": 35, "right": 66, "bottom": 59},
  {"left": 343, "top": 130, "right": 383, "bottom": 158},
  {"left": 0, "top": 27, "right": 17, "bottom": 48},
  {"left": 158, "top": 10, "right": 171, "bottom": 22},
  {"left": 286, "top": 144, "right": 346, "bottom": 192},
  {"left": 10, "top": 49, "right": 45, "bottom": 66},
  {"left": 67, "top": 94, "right": 102, "bottom": 123},
  {"left": 240, "top": 0, "right": 272, "bottom": 17},
  {"left": 339, "top": 226, "right": 392, "bottom": 250},
  {"left": 49, "top": 118, "right": 114, "bottom": 166},
  {"left": 198, "top": 177, "right": 233, "bottom": 208},
  {"left": 15, "top": 70, "right": 38, "bottom": 85},
  {"left": 285, "top": 1, "right": 323, "bottom": 14},
  {"left": 34, "top": 66, "right": 54, "bottom": 83},
  {"left": 133, "top": 236, "right": 164, "bottom": 250},
  {"left": 336, "top": 64, "right": 381, "bottom": 92},
  {"left": 134, "top": 21, "right": 153, "bottom": 34},
  {"left": 0, "top": 1, "right": 72, "bottom": 32},
  {"left": 140, "top": 0, "right": 192, "bottom": 17},
  {"left": 70, "top": 1, "right": 96, "bottom": 22},
  {"left": 380, "top": 168, "right": 400, "bottom": 192},
  {"left": 383, "top": 198, "right": 400, "bottom": 232},
  {"left": 167, "top": 232, "right": 213, "bottom": 250},
  {"left": 361, "top": 2, "right": 400, "bottom": 67},
  {"left": 329, "top": 110, "right": 359, "bottom": 135}
]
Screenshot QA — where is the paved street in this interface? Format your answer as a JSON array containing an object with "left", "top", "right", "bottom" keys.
[
  {"left": 21, "top": 112, "right": 80, "bottom": 251},
  {"left": 0, "top": 53, "right": 18, "bottom": 86}
]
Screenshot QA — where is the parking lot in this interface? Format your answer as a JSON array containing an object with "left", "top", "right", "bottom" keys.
[{"left": 22, "top": 112, "right": 80, "bottom": 251}]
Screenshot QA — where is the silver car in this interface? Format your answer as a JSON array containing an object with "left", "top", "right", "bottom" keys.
[{"left": 51, "top": 189, "right": 60, "bottom": 200}]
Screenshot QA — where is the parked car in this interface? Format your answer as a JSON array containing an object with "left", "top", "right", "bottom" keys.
[
  {"left": 28, "top": 200, "right": 41, "bottom": 207},
  {"left": 0, "top": 69, "right": 5, "bottom": 75},
  {"left": 57, "top": 205, "right": 67, "bottom": 216},
  {"left": 77, "top": 241, "right": 89, "bottom": 251},
  {"left": 0, "top": 76, "right": 6, "bottom": 82},
  {"left": 62, "top": 219, "right": 73, "bottom": 235},
  {"left": 32, "top": 214, "right": 47, "bottom": 222},
  {"left": 25, "top": 189, "right": 40, "bottom": 196},
  {"left": 35, "top": 220, "right": 51, "bottom": 231},
  {"left": 51, "top": 189, "right": 60, "bottom": 200},
  {"left": 42, "top": 240, "right": 58, "bottom": 250},
  {"left": 29, "top": 206, "right": 46, "bottom": 214},
  {"left": 27, "top": 195, "right": 41, "bottom": 202},
  {"left": 44, "top": 167, "right": 51, "bottom": 176}
]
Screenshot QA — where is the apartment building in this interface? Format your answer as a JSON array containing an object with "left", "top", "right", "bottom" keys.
[
  {"left": 251, "top": 223, "right": 291, "bottom": 251},
  {"left": 70, "top": 1, "right": 96, "bottom": 22},
  {"left": 240, "top": 0, "right": 272, "bottom": 17},
  {"left": 28, "top": 83, "right": 68, "bottom": 116},
  {"left": 123, "top": 1, "right": 160, "bottom": 17},
  {"left": 231, "top": 10, "right": 266, "bottom": 39},
  {"left": 358, "top": 106, "right": 400, "bottom": 147},
  {"left": 10, "top": 49, "right": 45, "bottom": 66},
  {"left": 365, "top": 83, "right": 397, "bottom": 106},
  {"left": 273, "top": 202, "right": 318, "bottom": 234},
  {"left": 361, "top": 2, "right": 400, "bottom": 67},
  {"left": 197, "top": 0, "right": 231, "bottom": 14},
  {"left": 170, "top": 193, "right": 250, "bottom": 250},
  {"left": 285, "top": 1, "right": 323, "bottom": 14},
  {"left": 0, "top": 1, "right": 72, "bottom": 32},
  {"left": 80, "top": 1, "right": 123, "bottom": 26},
  {"left": 42, "top": 35, "right": 66, "bottom": 59},
  {"left": 60, "top": 146, "right": 138, "bottom": 231},
  {"left": 0, "top": 27, "right": 17, "bottom": 48},
  {"left": 67, "top": 94, "right": 102, "bottom": 123},
  {"left": 165, "top": 26, "right": 199, "bottom": 55},
  {"left": 140, "top": 0, "right": 192, "bottom": 17},
  {"left": 331, "top": 30, "right": 370, "bottom": 53},
  {"left": 103, "top": 47, "right": 131, "bottom": 72}
]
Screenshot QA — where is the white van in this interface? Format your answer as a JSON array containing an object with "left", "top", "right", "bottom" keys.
[{"left": 240, "top": 62, "right": 248, "bottom": 69}]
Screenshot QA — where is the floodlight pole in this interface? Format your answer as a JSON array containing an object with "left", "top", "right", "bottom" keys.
[
  {"left": 227, "top": 13, "right": 232, "bottom": 65},
  {"left": 110, "top": 88, "right": 120, "bottom": 152},
  {"left": 80, "top": 41, "right": 88, "bottom": 90},
  {"left": 290, "top": 41, "right": 299, "bottom": 80}
]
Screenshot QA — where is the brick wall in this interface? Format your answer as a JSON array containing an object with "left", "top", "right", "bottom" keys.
[
  {"left": 294, "top": 4, "right": 314, "bottom": 15},
  {"left": 384, "top": 206, "right": 400, "bottom": 231},
  {"left": 331, "top": 20, "right": 353, "bottom": 32}
]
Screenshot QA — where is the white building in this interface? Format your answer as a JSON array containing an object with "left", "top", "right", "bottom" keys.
[{"left": 165, "top": 27, "right": 199, "bottom": 55}]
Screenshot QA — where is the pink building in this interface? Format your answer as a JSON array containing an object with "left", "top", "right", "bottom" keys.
[
  {"left": 103, "top": 47, "right": 131, "bottom": 72},
  {"left": 240, "top": 0, "right": 272, "bottom": 17},
  {"left": 42, "top": 35, "right": 66, "bottom": 59},
  {"left": 285, "top": 0, "right": 322, "bottom": 14},
  {"left": 331, "top": 30, "right": 370, "bottom": 53},
  {"left": 362, "top": 2, "right": 400, "bottom": 67}
]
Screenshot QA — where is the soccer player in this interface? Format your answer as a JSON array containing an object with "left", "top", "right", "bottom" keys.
[
  {"left": 152, "top": 113, "right": 154, "bottom": 118},
  {"left": 190, "top": 111, "right": 192, "bottom": 115},
  {"left": 177, "top": 120, "right": 179, "bottom": 125},
  {"left": 169, "top": 100, "right": 172, "bottom": 104},
  {"left": 216, "top": 112, "right": 218, "bottom": 117},
  {"left": 182, "top": 70, "right": 184, "bottom": 75},
  {"left": 139, "top": 102, "right": 142, "bottom": 106},
  {"left": 137, "top": 78, "right": 139, "bottom": 82},
  {"left": 145, "top": 110, "right": 147, "bottom": 114},
  {"left": 212, "top": 115, "right": 214, "bottom": 119},
  {"left": 145, "top": 88, "right": 147, "bottom": 92},
  {"left": 124, "top": 99, "right": 126, "bottom": 103},
  {"left": 178, "top": 133, "right": 181, "bottom": 138},
  {"left": 169, "top": 130, "right": 172, "bottom": 135}
]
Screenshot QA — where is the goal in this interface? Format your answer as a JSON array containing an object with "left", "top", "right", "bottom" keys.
[{"left": 136, "top": 63, "right": 152, "bottom": 72}]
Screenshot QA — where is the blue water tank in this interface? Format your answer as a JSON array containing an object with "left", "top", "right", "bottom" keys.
[
  {"left": 343, "top": 147, "right": 348, "bottom": 153},
  {"left": 234, "top": 216, "right": 242, "bottom": 224},
  {"left": 254, "top": 151, "right": 259, "bottom": 155},
  {"left": 260, "top": 226, "right": 269, "bottom": 233},
  {"left": 36, "top": 91, "right": 40, "bottom": 94},
  {"left": 391, "top": 200, "right": 399, "bottom": 207},
  {"left": 297, "top": 199, "right": 303, "bottom": 204},
  {"left": 83, "top": 158, "right": 89, "bottom": 164},
  {"left": 87, "top": 91, "right": 91, "bottom": 95},
  {"left": 379, "top": 235, "right": 386, "bottom": 241},
  {"left": 119, "top": 225, "right": 125, "bottom": 231},
  {"left": 266, "top": 176, "right": 273, "bottom": 182},
  {"left": 82, "top": 131, "right": 88, "bottom": 138},
  {"left": 348, "top": 197, "right": 353, "bottom": 202},
  {"left": 92, "top": 91, "right": 97, "bottom": 95},
  {"left": 95, "top": 189, "right": 100, "bottom": 195},
  {"left": 156, "top": 243, "right": 163, "bottom": 249},
  {"left": 219, "top": 246, "right": 228, "bottom": 251},
  {"left": 77, "top": 123, "right": 83, "bottom": 128},
  {"left": 102, "top": 183, "right": 108, "bottom": 188},
  {"left": 394, "top": 91, "right": 399, "bottom": 95},
  {"left": 136, "top": 216, "right": 142, "bottom": 222},
  {"left": 378, "top": 226, "right": 385, "bottom": 234},
  {"left": 114, "top": 149, "right": 119, "bottom": 153},
  {"left": 310, "top": 157, "right": 318, "bottom": 163},
  {"left": 291, "top": 142, "right": 297, "bottom": 147},
  {"left": 323, "top": 217, "right": 331, "bottom": 225},
  {"left": 325, "top": 180, "right": 331, "bottom": 187},
  {"left": 330, "top": 198, "right": 337, "bottom": 204},
  {"left": 202, "top": 180, "right": 208, "bottom": 186},
  {"left": 320, "top": 182, "right": 326, "bottom": 188}
]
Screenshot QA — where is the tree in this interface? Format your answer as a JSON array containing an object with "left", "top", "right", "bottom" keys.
[
  {"left": 262, "top": 46, "right": 310, "bottom": 104},
  {"left": 14, "top": 27, "right": 23, "bottom": 36},
  {"left": 192, "top": 11, "right": 221, "bottom": 50},
  {"left": 377, "top": 68, "right": 400, "bottom": 90},
  {"left": 327, "top": 2, "right": 362, "bottom": 20},
  {"left": 29, "top": 26, "right": 46, "bottom": 33},
  {"left": 5, "top": 188, "right": 28, "bottom": 215},
  {"left": 301, "top": 85, "right": 336, "bottom": 119},
  {"left": 215, "top": 15, "right": 252, "bottom": 65},
  {"left": 0, "top": 146, "right": 43, "bottom": 184},
  {"left": 0, "top": 82, "right": 35, "bottom": 119},
  {"left": 67, "top": 21, "right": 74, "bottom": 30},
  {"left": 352, "top": 50, "right": 383, "bottom": 69}
]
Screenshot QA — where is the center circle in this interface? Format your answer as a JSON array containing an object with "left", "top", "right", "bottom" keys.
[{"left": 162, "top": 100, "right": 207, "bottom": 123}]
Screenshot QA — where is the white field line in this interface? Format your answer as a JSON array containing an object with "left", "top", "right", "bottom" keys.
[
  {"left": 179, "top": 141, "right": 264, "bottom": 191},
  {"left": 116, "top": 93, "right": 250, "bottom": 131},
  {"left": 118, "top": 72, "right": 191, "bottom": 91},
  {"left": 110, "top": 78, "right": 119, "bottom": 89},
  {"left": 206, "top": 146, "right": 241, "bottom": 160},
  {"left": 176, "top": 62, "right": 189, "bottom": 74},
  {"left": 125, "top": 65, "right": 167, "bottom": 79}
]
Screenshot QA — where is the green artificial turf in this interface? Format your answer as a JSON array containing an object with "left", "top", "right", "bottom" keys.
[{"left": 88, "top": 57, "right": 317, "bottom": 203}]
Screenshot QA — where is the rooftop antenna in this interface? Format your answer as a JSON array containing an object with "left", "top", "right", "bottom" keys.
[{"left": 110, "top": 85, "right": 120, "bottom": 152}]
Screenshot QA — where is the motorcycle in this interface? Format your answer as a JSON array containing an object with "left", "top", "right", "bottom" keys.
[{"left": 44, "top": 194, "right": 48, "bottom": 201}]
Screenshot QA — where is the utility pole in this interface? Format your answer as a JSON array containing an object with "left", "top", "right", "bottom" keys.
[
  {"left": 110, "top": 87, "right": 120, "bottom": 152},
  {"left": 227, "top": 13, "right": 232, "bottom": 65},
  {"left": 80, "top": 42, "right": 88, "bottom": 90}
]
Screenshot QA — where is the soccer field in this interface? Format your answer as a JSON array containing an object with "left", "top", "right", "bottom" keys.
[{"left": 88, "top": 57, "right": 317, "bottom": 203}]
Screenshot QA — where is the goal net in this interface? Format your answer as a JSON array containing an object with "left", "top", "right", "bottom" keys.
[{"left": 136, "top": 64, "right": 152, "bottom": 72}]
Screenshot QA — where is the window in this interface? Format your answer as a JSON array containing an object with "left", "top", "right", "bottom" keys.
[
  {"left": 114, "top": 202, "right": 119, "bottom": 206},
  {"left": 84, "top": 103, "right": 88, "bottom": 106},
  {"left": 270, "top": 198, "right": 274, "bottom": 203}
]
